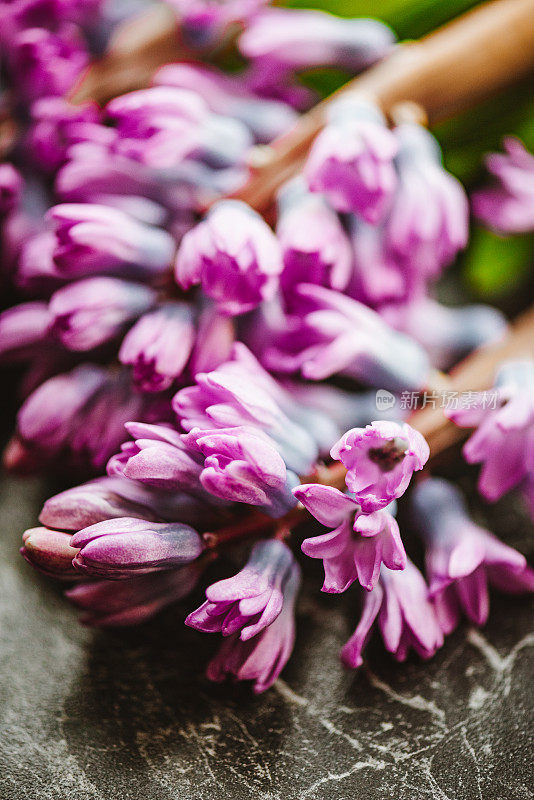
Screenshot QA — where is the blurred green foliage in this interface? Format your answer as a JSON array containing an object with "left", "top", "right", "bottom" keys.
[{"left": 285, "top": 0, "right": 534, "bottom": 300}]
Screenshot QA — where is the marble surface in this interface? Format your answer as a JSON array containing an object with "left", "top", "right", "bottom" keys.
[{"left": 1, "top": 474, "right": 533, "bottom": 800}]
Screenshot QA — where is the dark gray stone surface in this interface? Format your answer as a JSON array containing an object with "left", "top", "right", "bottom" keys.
[{"left": 1, "top": 474, "right": 533, "bottom": 800}]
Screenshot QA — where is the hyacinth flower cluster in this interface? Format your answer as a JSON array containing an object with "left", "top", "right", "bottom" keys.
[{"left": 2, "top": 0, "right": 534, "bottom": 695}]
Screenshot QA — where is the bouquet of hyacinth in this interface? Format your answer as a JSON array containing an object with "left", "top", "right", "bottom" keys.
[{"left": 1, "top": 0, "right": 534, "bottom": 694}]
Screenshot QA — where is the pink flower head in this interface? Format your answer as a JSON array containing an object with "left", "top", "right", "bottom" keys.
[
  {"left": 276, "top": 178, "right": 352, "bottom": 303},
  {"left": 341, "top": 559, "right": 444, "bottom": 669},
  {"left": 305, "top": 98, "right": 398, "bottom": 224},
  {"left": 472, "top": 137, "right": 534, "bottom": 234},
  {"left": 48, "top": 277, "right": 156, "bottom": 352},
  {"left": 173, "top": 343, "right": 320, "bottom": 474},
  {"left": 119, "top": 302, "right": 196, "bottom": 392},
  {"left": 446, "top": 361, "right": 534, "bottom": 502},
  {"left": 331, "top": 421, "right": 430, "bottom": 513},
  {"left": 412, "top": 478, "right": 534, "bottom": 632},
  {"left": 21, "top": 526, "right": 80, "bottom": 580},
  {"left": 186, "top": 538, "right": 296, "bottom": 640},
  {"left": 175, "top": 200, "right": 283, "bottom": 316},
  {"left": 294, "top": 483, "right": 406, "bottom": 592},
  {"left": 386, "top": 123, "right": 469, "bottom": 280},
  {"left": 204, "top": 555, "right": 301, "bottom": 693}
]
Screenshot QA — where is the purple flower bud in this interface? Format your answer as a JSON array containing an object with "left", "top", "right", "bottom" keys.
[
  {"left": 295, "top": 484, "right": 405, "bottom": 591},
  {"left": 259, "top": 284, "right": 431, "bottom": 392},
  {"left": 70, "top": 517, "right": 204, "bottom": 579},
  {"left": 173, "top": 343, "right": 320, "bottom": 473},
  {"left": 175, "top": 200, "right": 283, "bottom": 315},
  {"left": 28, "top": 97, "right": 100, "bottom": 173},
  {"left": 305, "top": 99, "right": 398, "bottom": 223},
  {"left": 47, "top": 203, "right": 174, "bottom": 279},
  {"left": 48, "top": 277, "right": 156, "bottom": 351},
  {"left": 412, "top": 478, "right": 534, "bottom": 632},
  {"left": 341, "top": 559, "right": 444, "bottom": 668},
  {"left": 276, "top": 179, "right": 352, "bottom": 303},
  {"left": 239, "top": 9, "right": 395, "bottom": 74},
  {"left": 205, "top": 556, "right": 300, "bottom": 693},
  {"left": 39, "top": 477, "right": 161, "bottom": 530},
  {"left": 40, "top": 475, "right": 219, "bottom": 530},
  {"left": 107, "top": 86, "right": 251, "bottom": 171},
  {"left": 187, "top": 538, "right": 296, "bottom": 640},
  {"left": 0, "top": 163, "right": 23, "bottom": 217},
  {"left": 331, "top": 421, "right": 429, "bottom": 513},
  {"left": 0, "top": 302, "right": 50, "bottom": 362},
  {"left": 21, "top": 526, "right": 80, "bottom": 580},
  {"left": 65, "top": 562, "right": 204, "bottom": 626},
  {"left": 8, "top": 24, "right": 88, "bottom": 103},
  {"left": 185, "top": 426, "right": 298, "bottom": 516},
  {"left": 119, "top": 303, "right": 196, "bottom": 392},
  {"left": 108, "top": 422, "right": 204, "bottom": 494},
  {"left": 17, "top": 363, "right": 108, "bottom": 455},
  {"left": 472, "top": 137, "right": 534, "bottom": 234},
  {"left": 446, "top": 361, "right": 534, "bottom": 502},
  {"left": 386, "top": 123, "right": 469, "bottom": 278},
  {"left": 381, "top": 297, "right": 506, "bottom": 370}
]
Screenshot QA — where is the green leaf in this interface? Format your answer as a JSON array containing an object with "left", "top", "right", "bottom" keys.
[{"left": 463, "top": 227, "right": 534, "bottom": 298}]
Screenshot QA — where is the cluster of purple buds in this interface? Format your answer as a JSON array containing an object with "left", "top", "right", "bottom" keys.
[{"left": 3, "top": 0, "right": 534, "bottom": 696}]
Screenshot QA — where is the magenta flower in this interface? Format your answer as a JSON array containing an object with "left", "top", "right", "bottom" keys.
[
  {"left": 276, "top": 179, "right": 352, "bottom": 302},
  {"left": 331, "top": 421, "right": 429, "bottom": 513},
  {"left": 412, "top": 478, "right": 534, "bottom": 632},
  {"left": 341, "top": 559, "right": 444, "bottom": 668},
  {"left": 184, "top": 427, "right": 298, "bottom": 516},
  {"left": 47, "top": 203, "right": 174, "bottom": 279},
  {"left": 0, "top": 302, "right": 51, "bottom": 362},
  {"left": 173, "top": 343, "right": 320, "bottom": 474},
  {"left": 333, "top": 421, "right": 429, "bottom": 507},
  {"left": 107, "top": 422, "right": 204, "bottom": 494},
  {"left": 70, "top": 517, "right": 204, "bottom": 579},
  {"left": 119, "top": 302, "right": 196, "bottom": 392},
  {"left": 186, "top": 538, "right": 296, "bottom": 639},
  {"left": 17, "top": 363, "right": 108, "bottom": 456},
  {"left": 205, "top": 555, "right": 301, "bottom": 693},
  {"left": 21, "top": 526, "right": 80, "bottom": 580},
  {"left": 8, "top": 24, "right": 88, "bottom": 103},
  {"left": 66, "top": 563, "right": 204, "bottom": 627},
  {"left": 256, "top": 284, "right": 430, "bottom": 393},
  {"left": 48, "top": 277, "right": 156, "bottom": 352},
  {"left": 28, "top": 97, "right": 100, "bottom": 173},
  {"left": 294, "top": 484, "right": 405, "bottom": 592},
  {"left": 386, "top": 123, "right": 469, "bottom": 279},
  {"left": 39, "top": 476, "right": 218, "bottom": 531},
  {"left": 305, "top": 99, "right": 398, "bottom": 223},
  {"left": 446, "top": 361, "right": 534, "bottom": 502},
  {"left": 347, "top": 217, "right": 407, "bottom": 308},
  {"left": 472, "top": 137, "right": 534, "bottom": 234},
  {"left": 239, "top": 8, "right": 394, "bottom": 74},
  {"left": 175, "top": 200, "right": 283, "bottom": 316}
]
